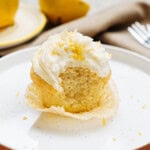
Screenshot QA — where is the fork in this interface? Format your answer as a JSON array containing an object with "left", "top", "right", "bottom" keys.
[{"left": 128, "top": 22, "right": 150, "bottom": 49}]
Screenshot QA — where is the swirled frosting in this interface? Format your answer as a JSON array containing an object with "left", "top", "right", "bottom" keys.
[{"left": 32, "top": 31, "right": 111, "bottom": 91}]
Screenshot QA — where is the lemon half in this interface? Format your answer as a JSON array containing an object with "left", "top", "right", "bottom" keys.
[{"left": 0, "top": 0, "right": 19, "bottom": 28}]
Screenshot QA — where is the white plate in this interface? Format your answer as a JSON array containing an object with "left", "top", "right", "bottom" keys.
[
  {"left": 0, "top": 45, "right": 150, "bottom": 150},
  {"left": 0, "top": 3, "right": 46, "bottom": 49}
]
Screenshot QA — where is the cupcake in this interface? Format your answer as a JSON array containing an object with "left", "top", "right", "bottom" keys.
[{"left": 26, "top": 31, "right": 119, "bottom": 120}]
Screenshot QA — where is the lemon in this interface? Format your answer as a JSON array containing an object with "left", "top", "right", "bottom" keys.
[
  {"left": 39, "top": 0, "right": 90, "bottom": 24},
  {"left": 0, "top": 0, "right": 19, "bottom": 28}
]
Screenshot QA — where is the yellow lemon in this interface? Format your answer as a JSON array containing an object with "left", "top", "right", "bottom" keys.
[
  {"left": 0, "top": 0, "right": 19, "bottom": 28},
  {"left": 39, "top": 0, "right": 90, "bottom": 24}
]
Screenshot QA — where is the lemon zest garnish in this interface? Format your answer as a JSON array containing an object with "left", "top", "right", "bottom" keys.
[
  {"left": 51, "top": 50, "right": 60, "bottom": 56},
  {"left": 58, "top": 42, "right": 64, "bottom": 48},
  {"left": 70, "top": 43, "right": 84, "bottom": 61}
]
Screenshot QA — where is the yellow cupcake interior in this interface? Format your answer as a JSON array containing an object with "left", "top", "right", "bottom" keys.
[{"left": 30, "top": 67, "right": 110, "bottom": 113}]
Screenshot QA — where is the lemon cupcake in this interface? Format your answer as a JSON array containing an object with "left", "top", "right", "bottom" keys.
[{"left": 26, "top": 31, "right": 119, "bottom": 120}]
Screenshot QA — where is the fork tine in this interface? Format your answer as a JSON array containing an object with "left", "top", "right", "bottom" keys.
[
  {"left": 128, "top": 27, "right": 145, "bottom": 44},
  {"left": 131, "top": 24, "right": 147, "bottom": 40},
  {"left": 135, "top": 22, "right": 150, "bottom": 37},
  {"left": 146, "top": 24, "right": 150, "bottom": 33},
  {"left": 135, "top": 22, "right": 145, "bottom": 30},
  {"left": 128, "top": 22, "right": 150, "bottom": 49},
  {"left": 128, "top": 27, "right": 150, "bottom": 49}
]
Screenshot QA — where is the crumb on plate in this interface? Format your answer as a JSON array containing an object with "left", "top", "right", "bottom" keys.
[
  {"left": 16, "top": 92, "right": 20, "bottom": 97},
  {"left": 22, "top": 116, "right": 28, "bottom": 120},
  {"left": 141, "top": 104, "right": 147, "bottom": 109},
  {"left": 112, "top": 138, "right": 116, "bottom": 141},
  {"left": 108, "top": 53, "right": 112, "bottom": 59},
  {"left": 138, "top": 131, "right": 142, "bottom": 136},
  {"left": 101, "top": 117, "right": 107, "bottom": 126},
  {"left": 130, "top": 95, "right": 133, "bottom": 99}
]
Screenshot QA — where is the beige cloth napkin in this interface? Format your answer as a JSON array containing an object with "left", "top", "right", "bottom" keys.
[{"left": 0, "top": 1, "right": 149, "bottom": 57}]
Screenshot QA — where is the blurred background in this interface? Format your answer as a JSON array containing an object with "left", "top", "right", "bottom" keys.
[
  {"left": 0, "top": 0, "right": 149, "bottom": 56},
  {"left": 23, "top": 0, "right": 149, "bottom": 14}
]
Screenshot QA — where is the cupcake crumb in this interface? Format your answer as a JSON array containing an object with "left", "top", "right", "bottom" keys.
[
  {"left": 101, "top": 117, "right": 107, "bottom": 126},
  {"left": 130, "top": 95, "right": 133, "bottom": 99},
  {"left": 108, "top": 53, "right": 112, "bottom": 59},
  {"left": 22, "top": 116, "right": 28, "bottom": 120},
  {"left": 112, "top": 138, "right": 116, "bottom": 142},
  {"left": 16, "top": 92, "right": 20, "bottom": 97},
  {"left": 138, "top": 131, "right": 142, "bottom": 136},
  {"left": 141, "top": 104, "right": 147, "bottom": 109},
  {"left": 51, "top": 50, "right": 60, "bottom": 56}
]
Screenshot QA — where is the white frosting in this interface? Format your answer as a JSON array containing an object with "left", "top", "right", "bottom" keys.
[{"left": 32, "top": 31, "right": 111, "bottom": 91}]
